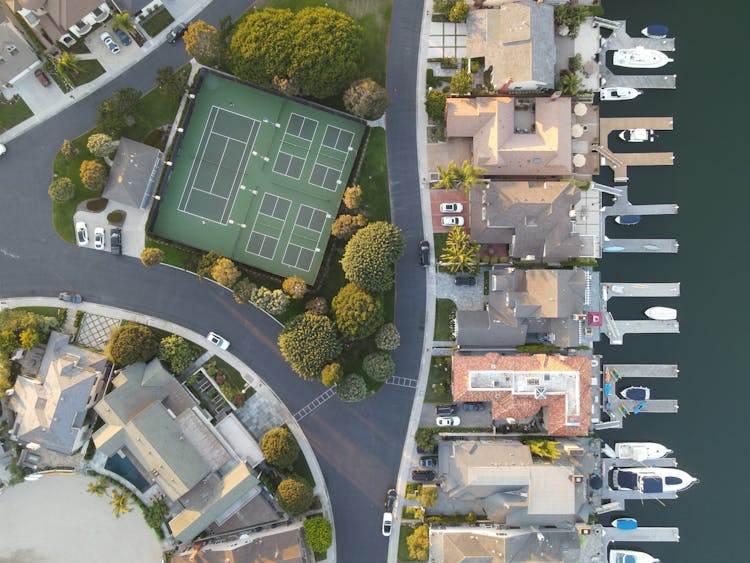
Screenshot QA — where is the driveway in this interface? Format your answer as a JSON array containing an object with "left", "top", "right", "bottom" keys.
[
  {"left": 430, "top": 189, "right": 469, "bottom": 233},
  {"left": 83, "top": 23, "right": 141, "bottom": 74},
  {"left": 11, "top": 67, "right": 64, "bottom": 115},
  {"left": 73, "top": 198, "right": 148, "bottom": 257}
]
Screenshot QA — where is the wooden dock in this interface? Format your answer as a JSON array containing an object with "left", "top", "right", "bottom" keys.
[{"left": 597, "top": 117, "right": 675, "bottom": 181}]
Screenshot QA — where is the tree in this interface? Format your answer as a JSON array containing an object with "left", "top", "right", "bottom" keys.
[
  {"left": 155, "top": 65, "right": 189, "bottom": 99},
  {"left": 112, "top": 11, "right": 136, "bottom": 34},
  {"left": 420, "top": 485, "right": 438, "bottom": 508},
  {"left": 251, "top": 287, "right": 290, "bottom": 315},
  {"left": 110, "top": 490, "right": 133, "bottom": 518},
  {"left": 458, "top": 159, "right": 484, "bottom": 194},
  {"left": 0, "top": 359, "right": 11, "bottom": 394},
  {"left": 450, "top": 69, "right": 473, "bottom": 95},
  {"left": 335, "top": 373, "right": 367, "bottom": 402},
  {"left": 55, "top": 51, "right": 80, "bottom": 82},
  {"left": 271, "top": 75, "right": 302, "bottom": 97},
  {"left": 556, "top": 70, "right": 582, "bottom": 96},
  {"left": 261, "top": 427, "right": 300, "bottom": 469},
  {"left": 289, "top": 7, "right": 363, "bottom": 99},
  {"left": 60, "top": 139, "right": 75, "bottom": 156},
  {"left": 196, "top": 251, "right": 220, "bottom": 280},
  {"left": 96, "top": 87, "right": 142, "bottom": 136},
  {"left": 140, "top": 248, "right": 164, "bottom": 267},
  {"left": 303, "top": 516, "right": 333, "bottom": 553},
  {"left": 184, "top": 20, "right": 220, "bottom": 66},
  {"left": 105, "top": 324, "right": 158, "bottom": 366},
  {"left": 305, "top": 297, "right": 328, "bottom": 316},
  {"left": 362, "top": 351, "right": 395, "bottom": 382},
  {"left": 211, "top": 257, "right": 241, "bottom": 288},
  {"left": 87, "top": 133, "right": 117, "bottom": 158},
  {"left": 415, "top": 428, "right": 437, "bottom": 453},
  {"left": 331, "top": 213, "right": 367, "bottom": 240},
  {"left": 433, "top": 160, "right": 484, "bottom": 195},
  {"left": 87, "top": 477, "right": 108, "bottom": 497},
  {"left": 434, "top": 0, "right": 458, "bottom": 14},
  {"left": 321, "top": 362, "right": 343, "bottom": 387},
  {"left": 282, "top": 276, "right": 308, "bottom": 300},
  {"left": 0, "top": 329, "right": 19, "bottom": 355},
  {"left": 80, "top": 160, "right": 108, "bottom": 191},
  {"left": 340, "top": 222, "right": 405, "bottom": 293},
  {"left": 276, "top": 477, "right": 314, "bottom": 516},
  {"left": 47, "top": 177, "right": 75, "bottom": 203},
  {"left": 448, "top": 1, "right": 470, "bottom": 23},
  {"left": 528, "top": 439, "right": 561, "bottom": 459},
  {"left": 158, "top": 335, "right": 193, "bottom": 374},
  {"left": 228, "top": 8, "right": 295, "bottom": 85},
  {"left": 19, "top": 328, "right": 41, "bottom": 350},
  {"left": 440, "top": 226, "right": 480, "bottom": 274},
  {"left": 343, "top": 78, "right": 389, "bottom": 120},
  {"left": 278, "top": 313, "right": 340, "bottom": 380},
  {"left": 342, "top": 185, "right": 363, "bottom": 211},
  {"left": 0, "top": 309, "right": 56, "bottom": 335},
  {"left": 407, "top": 524, "right": 430, "bottom": 560},
  {"left": 233, "top": 279, "right": 257, "bottom": 304},
  {"left": 375, "top": 323, "right": 400, "bottom": 351},
  {"left": 331, "top": 283, "right": 383, "bottom": 340},
  {"left": 425, "top": 89, "right": 447, "bottom": 121},
  {"left": 142, "top": 498, "right": 169, "bottom": 530}
]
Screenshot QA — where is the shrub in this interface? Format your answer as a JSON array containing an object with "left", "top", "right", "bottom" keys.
[
  {"left": 87, "top": 133, "right": 117, "bottom": 158},
  {"left": 342, "top": 185, "right": 363, "bottom": 211},
  {"left": 80, "top": 160, "right": 108, "bottom": 191},
  {"left": 233, "top": 279, "right": 257, "bottom": 304},
  {"left": 158, "top": 335, "right": 193, "bottom": 374},
  {"left": 415, "top": 428, "right": 439, "bottom": 453},
  {"left": 184, "top": 20, "right": 220, "bottom": 66},
  {"left": 335, "top": 373, "right": 367, "bottom": 402},
  {"left": 261, "top": 427, "right": 300, "bottom": 469},
  {"left": 19, "top": 328, "right": 41, "bottom": 350},
  {"left": 375, "top": 323, "right": 401, "bottom": 351},
  {"left": 362, "top": 351, "right": 395, "bottom": 382},
  {"left": 86, "top": 197, "right": 109, "bottom": 212},
  {"left": 568, "top": 53, "right": 583, "bottom": 73},
  {"left": 211, "top": 257, "right": 241, "bottom": 288},
  {"left": 282, "top": 276, "right": 308, "bottom": 299},
  {"left": 448, "top": 1, "right": 469, "bottom": 23},
  {"left": 0, "top": 330, "right": 19, "bottom": 355},
  {"left": 321, "top": 362, "right": 343, "bottom": 387},
  {"left": 425, "top": 89, "right": 446, "bottom": 121},
  {"left": 305, "top": 297, "right": 328, "bottom": 315},
  {"left": 343, "top": 78, "right": 389, "bottom": 120},
  {"left": 450, "top": 69, "right": 472, "bottom": 95},
  {"left": 331, "top": 283, "right": 383, "bottom": 340},
  {"left": 276, "top": 477, "right": 314, "bottom": 516},
  {"left": 421, "top": 485, "right": 438, "bottom": 508},
  {"left": 303, "top": 516, "right": 333, "bottom": 553},
  {"left": 140, "top": 248, "right": 164, "bottom": 267},
  {"left": 141, "top": 499, "right": 169, "bottom": 530},
  {"left": 278, "top": 313, "right": 340, "bottom": 380},
  {"left": 107, "top": 210, "right": 125, "bottom": 225},
  {"left": 407, "top": 524, "right": 430, "bottom": 560},
  {"left": 105, "top": 324, "right": 158, "bottom": 366},
  {"left": 48, "top": 177, "right": 75, "bottom": 203},
  {"left": 60, "top": 139, "right": 75, "bottom": 156},
  {"left": 331, "top": 213, "right": 367, "bottom": 240},
  {"left": 251, "top": 286, "right": 290, "bottom": 315}
]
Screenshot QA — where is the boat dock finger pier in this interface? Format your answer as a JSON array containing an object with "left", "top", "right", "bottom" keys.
[
  {"left": 600, "top": 525, "right": 680, "bottom": 545},
  {"left": 597, "top": 117, "right": 675, "bottom": 182}
]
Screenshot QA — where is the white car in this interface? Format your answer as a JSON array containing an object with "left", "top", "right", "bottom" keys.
[
  {"left": 440, "top": 202, "right": 463, "bottom": 213},
  {"left": 75, "top": 222, "right": 89, "bottom": 246},
  {"left": 207, "top": 331, "right": 230, "bottom": 350},
  {"left": 381, "top": 512, "right": 393, "bottom": 536},
  {"left": 441, "top": 216, "right": 464, "bottom": 227},
  {"left": 436, "top": 416, "right": 461, "bottom": 427},
  {"left": 94, "top": 227, "right": 106, "bottom": 250},
  {"left": 100, "top": 32, "right": 120, "bottom": 55},
  {"left": 0, "top": 143, "right": 6, "bottom": 156}
]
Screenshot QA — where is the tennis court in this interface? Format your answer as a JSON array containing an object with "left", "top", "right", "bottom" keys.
[{"left": 152, "top": 72, "right": 366, "bottom": 283}]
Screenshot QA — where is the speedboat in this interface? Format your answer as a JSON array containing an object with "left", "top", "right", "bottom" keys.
[
  {"left": 645, "top": 306, "right": 677, "bottom": 320},
  {"left": 613, "top": 46, "right": 673, "bottom": 68},
  {"left": 612, "top": 517, "right": 638, "bottom": 531},
  {"left": 615, "top": 215, "right": 641, "bottom": 225},
  {"left": 600, "top": 87, "right": 642, "bottom": 101},
  {"left": 609, "top": 549, "right": 660, "bottom": 563},
  {"left": 612, "top": 466, "right": 698, "bottom": 494},
  {"left": 621, "top": 386, "right": 650, "bottom": 401},
  {"left": 615, "top": 442, "right": 672, "bottom": 462},
  {"left": 642, "top": 24, "right": 669, "bottom": 39},
  {"left": 604, "top": 246, "right": 625, "bottom": 252},
  {"left": 618, "top": 128, "right": 654, "bottom": 143}
]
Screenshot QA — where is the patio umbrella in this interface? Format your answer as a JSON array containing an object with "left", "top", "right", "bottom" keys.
[
  {"left": 584, "top": 60, "right": 598, "bottom": 76},
  {"left": 574, "top": 103, "right": 587, "bottom": 116},
  {"left": 571, "top": 124, "right": 584, "bottom": 138},
  {"left": 573, "top": 154, "right": 587, "bottom": 168}
]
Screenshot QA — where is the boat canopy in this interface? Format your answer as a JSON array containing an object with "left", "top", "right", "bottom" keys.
[
  {"left": 640, "top": 475, "right": 664, "bottom": 493},
  {"left": 646, "top": 24, "right": 669, "bottom": 36}
]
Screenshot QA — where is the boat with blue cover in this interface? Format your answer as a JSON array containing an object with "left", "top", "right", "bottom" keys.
[
  {"left": 615, "top": 215, "right": 641, "bottom": 225},
  {"left": 612, "top": 466, "right": 698, "bottom": 493},
  {"left": 642, "top": 24, "right": 669, "bottom": 39}
]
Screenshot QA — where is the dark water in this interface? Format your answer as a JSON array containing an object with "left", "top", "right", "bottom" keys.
[{"left": 596, "top": 1, "right": 748, "bottom": 560}]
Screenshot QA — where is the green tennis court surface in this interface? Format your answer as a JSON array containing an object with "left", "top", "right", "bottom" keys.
[{"left": 152, "top": 72, "right": 365, "bottom": 283}]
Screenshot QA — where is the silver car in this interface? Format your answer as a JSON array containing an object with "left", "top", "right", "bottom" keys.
[{"left": 100, "top": 32, "right": 120, "bottom": 55}]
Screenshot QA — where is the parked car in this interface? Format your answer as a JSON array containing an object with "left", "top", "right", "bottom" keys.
[
  {"left": 435, "top": 403, "right": 458, "bottom": 416},
  {"left": 382, "top": 512, "right": 393, "bottom": 536},
  {"left": 207, "top": 331, "right": 230, "bottom": 350},
  {"left": 110, "top": 228, "right": 122, "bottom": 255},
  {"left": 440, "top": 202, "right": 463, "bottom": 213},
  {"left": 419, "top": 455, "right": 438, "bottom": 468},
  {"left": 411, "top": 470, "right": 436, "bottom": 482},
  {"left": 58, "top": 292, "right": 82, "bottom": 303},
  {"left": 463, "top": 402, "right": 486, "bottom": 411},
  {"left": 113, "top": 28, "right": 131, "bottom": 46},
  {"left": 454, "top": 276, "right": 476, "bottom": 286},
  {"left": 100, "top": 32, "right": 120, "bottom": 54},
  {"left": 441, "top": 216, "right": 464, "bottom": 227},
  {"left": 75, "top": 222, "right": 89, "bottom": 246},
  {"left": 384, "top": 488, "right": 397, "bottom": 512},
  {"left": 419, "top": 240, "right": 430, "bottom": 266},
  {"left": 167, "top": 23, "right": 188, "bottom": 43},
  {"left": 382, "top": 488, "right": 397, "bottom": 536},
  {"left": 436, "top": 415, "right": 461, "bottom": 427},
  {"left": 34, "top": 69, "right": 50, "bottom": 87},
  {"left": 0, "top": 143, "right": 6, "bottom": 157},
  {"left": 94, "top": 227, "right": 106, "bottom": 250}
]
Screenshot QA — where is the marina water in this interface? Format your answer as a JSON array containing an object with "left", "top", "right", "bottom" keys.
[{"left": 597, "top": 1, "right": 747, "bottom": 560}]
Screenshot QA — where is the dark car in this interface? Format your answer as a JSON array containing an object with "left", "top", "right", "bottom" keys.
[
  {"left": 419, "top": 455, "right": 438, "bottom": 468},
  {"left": 463, "top": 402, "right": 486, "bottom": 411},
  {"left": 113, "top": 28, "right": 132, "bottom": 46},
  {"left": 167, "top": 23, "right": 188, "bottom": 43},
  {"left": 58, "top": 292, "right": 82, "bottom": 303},
  {"left": 384, "top": 488, "right": 397, "bottom": 512},
  {"left": 34, "top": 69, "right": 50, "bottom": 87},
  {"left": 455, "top": 275, "right": 476, "bottom": 286},
  {"left": 110, "top": 228, "right": 122, "bottom": 255},
  {"left": 435, "top": 403, "right": 458, "bottom": 416},
  {"left": 419, "top": 240, "right": 430, "bottom": 266},
  {"left": 411, "top": 470, "right": 436, "bottom": 482}
]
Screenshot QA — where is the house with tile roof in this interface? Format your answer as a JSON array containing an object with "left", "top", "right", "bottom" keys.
[
  {"left": 451, "top": 353, "right": 592, "bottom": 436},
  {"left": 8, "top": 331, "right": 107, "bottom": 455}
]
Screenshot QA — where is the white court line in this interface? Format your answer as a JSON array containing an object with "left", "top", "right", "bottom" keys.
[
  {"left": 179, "top": 106, "right": 218, "bottom": 211},
  {"left": 219, "top": 119, "right": 259, "bottom": 223},
  {"left": 282, "top": 204, "right": 329, "bottom": 271},
  {"left": 308, "top": 162, "right": 340, "bottom": 191},
  {"left": 189, "top": 187, "right": 228, "bottom": 199},
  {"left": 272, "top": 150, "right": 305, "bottom": 181},
  {"left": 224, "top": 119, "right": 262, "bottom": 224},
  {"left": 207, "top": 135, "right": 230, "bottom": 196},
  {"left": 210, "top": 130, "right": 253, "bottom": 145}
]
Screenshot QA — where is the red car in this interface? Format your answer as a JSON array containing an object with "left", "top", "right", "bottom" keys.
[{"left": 35, "top": 69, "right": 50, "bottom": 87}]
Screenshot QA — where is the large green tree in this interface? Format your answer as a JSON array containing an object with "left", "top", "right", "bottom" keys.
[
  {"left": 362, "top": 351, "right": 395, "bottom": 382},
  {"left": 450, "top": 68, "right": 473, "bottom": 95},
  {"left": 433, "top": 159, "right": 484, "bottom": 195},
  {"left": 343, "top": 78, "right": 389, "bottom": 120},
  {"left": 228, "top": 8, "right": 295, "bottom": 85},
  {"left": 331, "top": 283, "right": 383, "bottom": 340},
  {"left": 425, "top": 89, "right": 447, "bottom": 121},
  {"left": 340, "top": 221, "right": 405, "bottom": 293},
  {"left": 158, "top": 335, "right": 194, "bottom": 374},
  {"left": 335, "top": 373, "right": 367, "bottom": 402},
  {"left": 277, "top": 477, "right": 314, "bottom": 516},
  {"left": 105, "top": 324, "right": 158, "bottom": 366},
  {"left": 303, "top": 516, "right": 333, "bottom": 553},
  {"left": 440, "top": 226, "right": 480, "bottom": 274},
  {"left": 278, "top": 313, "right": 340, "bottom": 380},
  {"left": 184, "top": 20, "right": 220, "bottom": 66},
  {"left": 97, "top": 88, "right": 142, "bottom": 136},
  {"left": 261, "top": 427, "right": 300, "bottom": 469}
]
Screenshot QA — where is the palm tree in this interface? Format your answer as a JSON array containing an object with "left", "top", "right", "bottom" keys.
[
  {"left": 556, "top": 71, "right": 581, "bottom": 96},
  {"left": 440, "top": 226, "right": 480, "bottom": 274},
  {"left": 433, "top": 161, "right": 462, "bottom": 191},
  {"left": 112, "top": 11, "right": 136, "bottom": 34},
  {"left": 110, "top": 489, "right": 133, "bottom": 518},
  {"left": 528, "top": 439, "right": 561, "bottom": 459},
  {"left": 56, "top": 51, "right": 80, "bottom": 76},
  {"left": 458, "top": 159, "right": 485, "bottom": 196},
  {"left": 86, "top": 477, "right": 108, "bottom": 497}
]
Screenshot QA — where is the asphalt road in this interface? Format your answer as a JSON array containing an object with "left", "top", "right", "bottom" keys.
[{"left": 0, "top": 1, "right": 424, "bottom": 561}]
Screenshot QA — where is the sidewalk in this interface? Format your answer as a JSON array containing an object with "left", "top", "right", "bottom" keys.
[{"left": 0, "top": 0, "right": 213, "bottom": 145}]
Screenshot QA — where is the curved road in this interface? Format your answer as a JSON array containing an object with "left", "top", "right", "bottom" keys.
[{"left": 0, "top": 1, "right": 423, "bottom": 561}]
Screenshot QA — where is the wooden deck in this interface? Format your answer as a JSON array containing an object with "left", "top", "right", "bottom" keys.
[{"left": 598, "top": 117, "right": 674, "bottom": 181}]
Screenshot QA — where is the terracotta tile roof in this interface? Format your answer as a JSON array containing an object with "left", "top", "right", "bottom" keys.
[{"left": 452, "top": 353, "right": 591, "bottom": 436}]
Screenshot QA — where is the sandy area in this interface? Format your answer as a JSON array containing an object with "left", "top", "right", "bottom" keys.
[{"left": 0, "top": 474, "right": 163, "bottom": 563}]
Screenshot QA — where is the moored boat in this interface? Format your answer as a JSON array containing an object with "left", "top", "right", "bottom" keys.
[
  {"left": 615, "top": 215, "right": 641, "bottom": 225},
  {"left": 642, "top": 24, "right": 669, "bottom": 39},
  {"left": 615, "top": 442, "right": 672, "bottom": 461},
  {"left": 600, "top": 87, "right": 642, "bottom": 101},
  {"left": 621, "top": 386, "right": 650, "bottom": 401},
  {"left": 612, "top": 518, "right": 638, "bottom": 531},
  {"left": 604, "top": 246, "right": 625, "bottom": 252},
  {"left": 645, "top": 306, "right": 677, "bottom": 320},
  {"left": 612, "top": 466, "right": 698, "bottom": 494},
  {"left": 618, "top": 129, "right": 654, "bottom": 143},
  {"left": 613, "top": 46, "right": 673, "bottom": 68},
  {"left": 609, "top": 548, "right": 660, "bottom": 563}
]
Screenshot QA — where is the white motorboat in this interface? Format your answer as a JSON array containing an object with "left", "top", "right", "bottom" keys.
[
  {"left": 613, "top": 46, "right": 673, "bottom": 68},
  {"left": 600, "top": 87, "right": 642, "bottom": 101},
  {"left": 642, "top": 24, "right": 669, "bottom": 39},
  {"left": 615, "top": 442, "right": 672, "bottom": 462},
  {"left": 612, "top": 466, "right": 698, "bottom": 494},
  {"left": 609, "top": 549, "right": 660, "bottom": 563},
  {"left": 645, "top": 306, "right": 677, "bottom": 320},
  {"left": 620, "top": 386, "right": 650, "bottom": 401},
  {"left": 618, "top": 128, "right": 654, "bottom": 143}
]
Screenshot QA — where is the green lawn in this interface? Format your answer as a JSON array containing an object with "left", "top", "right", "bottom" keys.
[
  {"left": 434, "top": 298, "right": 456, "bottom": 341},
  {"left": 424, "top": 356, "right": 452, "bottom": 403},
  {"left": 0, "top": 96, "right": 33, "bottom": 133},
  {"left": 70, "top": 59, "right": 106, "bottom": 87},
  {"left": 140, "top": 6, "right": 174, "bottom": 38},
  {"left": 145, "top": 236, "right": 199, "bottom": 270},
  {"left": 12, "top": 306, "right": 62, "bottom": 318},
  {"left": 356, "top": 127, "right": 390, "bottom": 222},
  {"left": 397, "top": 524, "right": 423, "bottom": 562},
  {"left": 433, "top": 232, "right": 447, "bottom": 264},
  {"left": 66, "top": 41, "right": 91, "bottom": 54}
]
